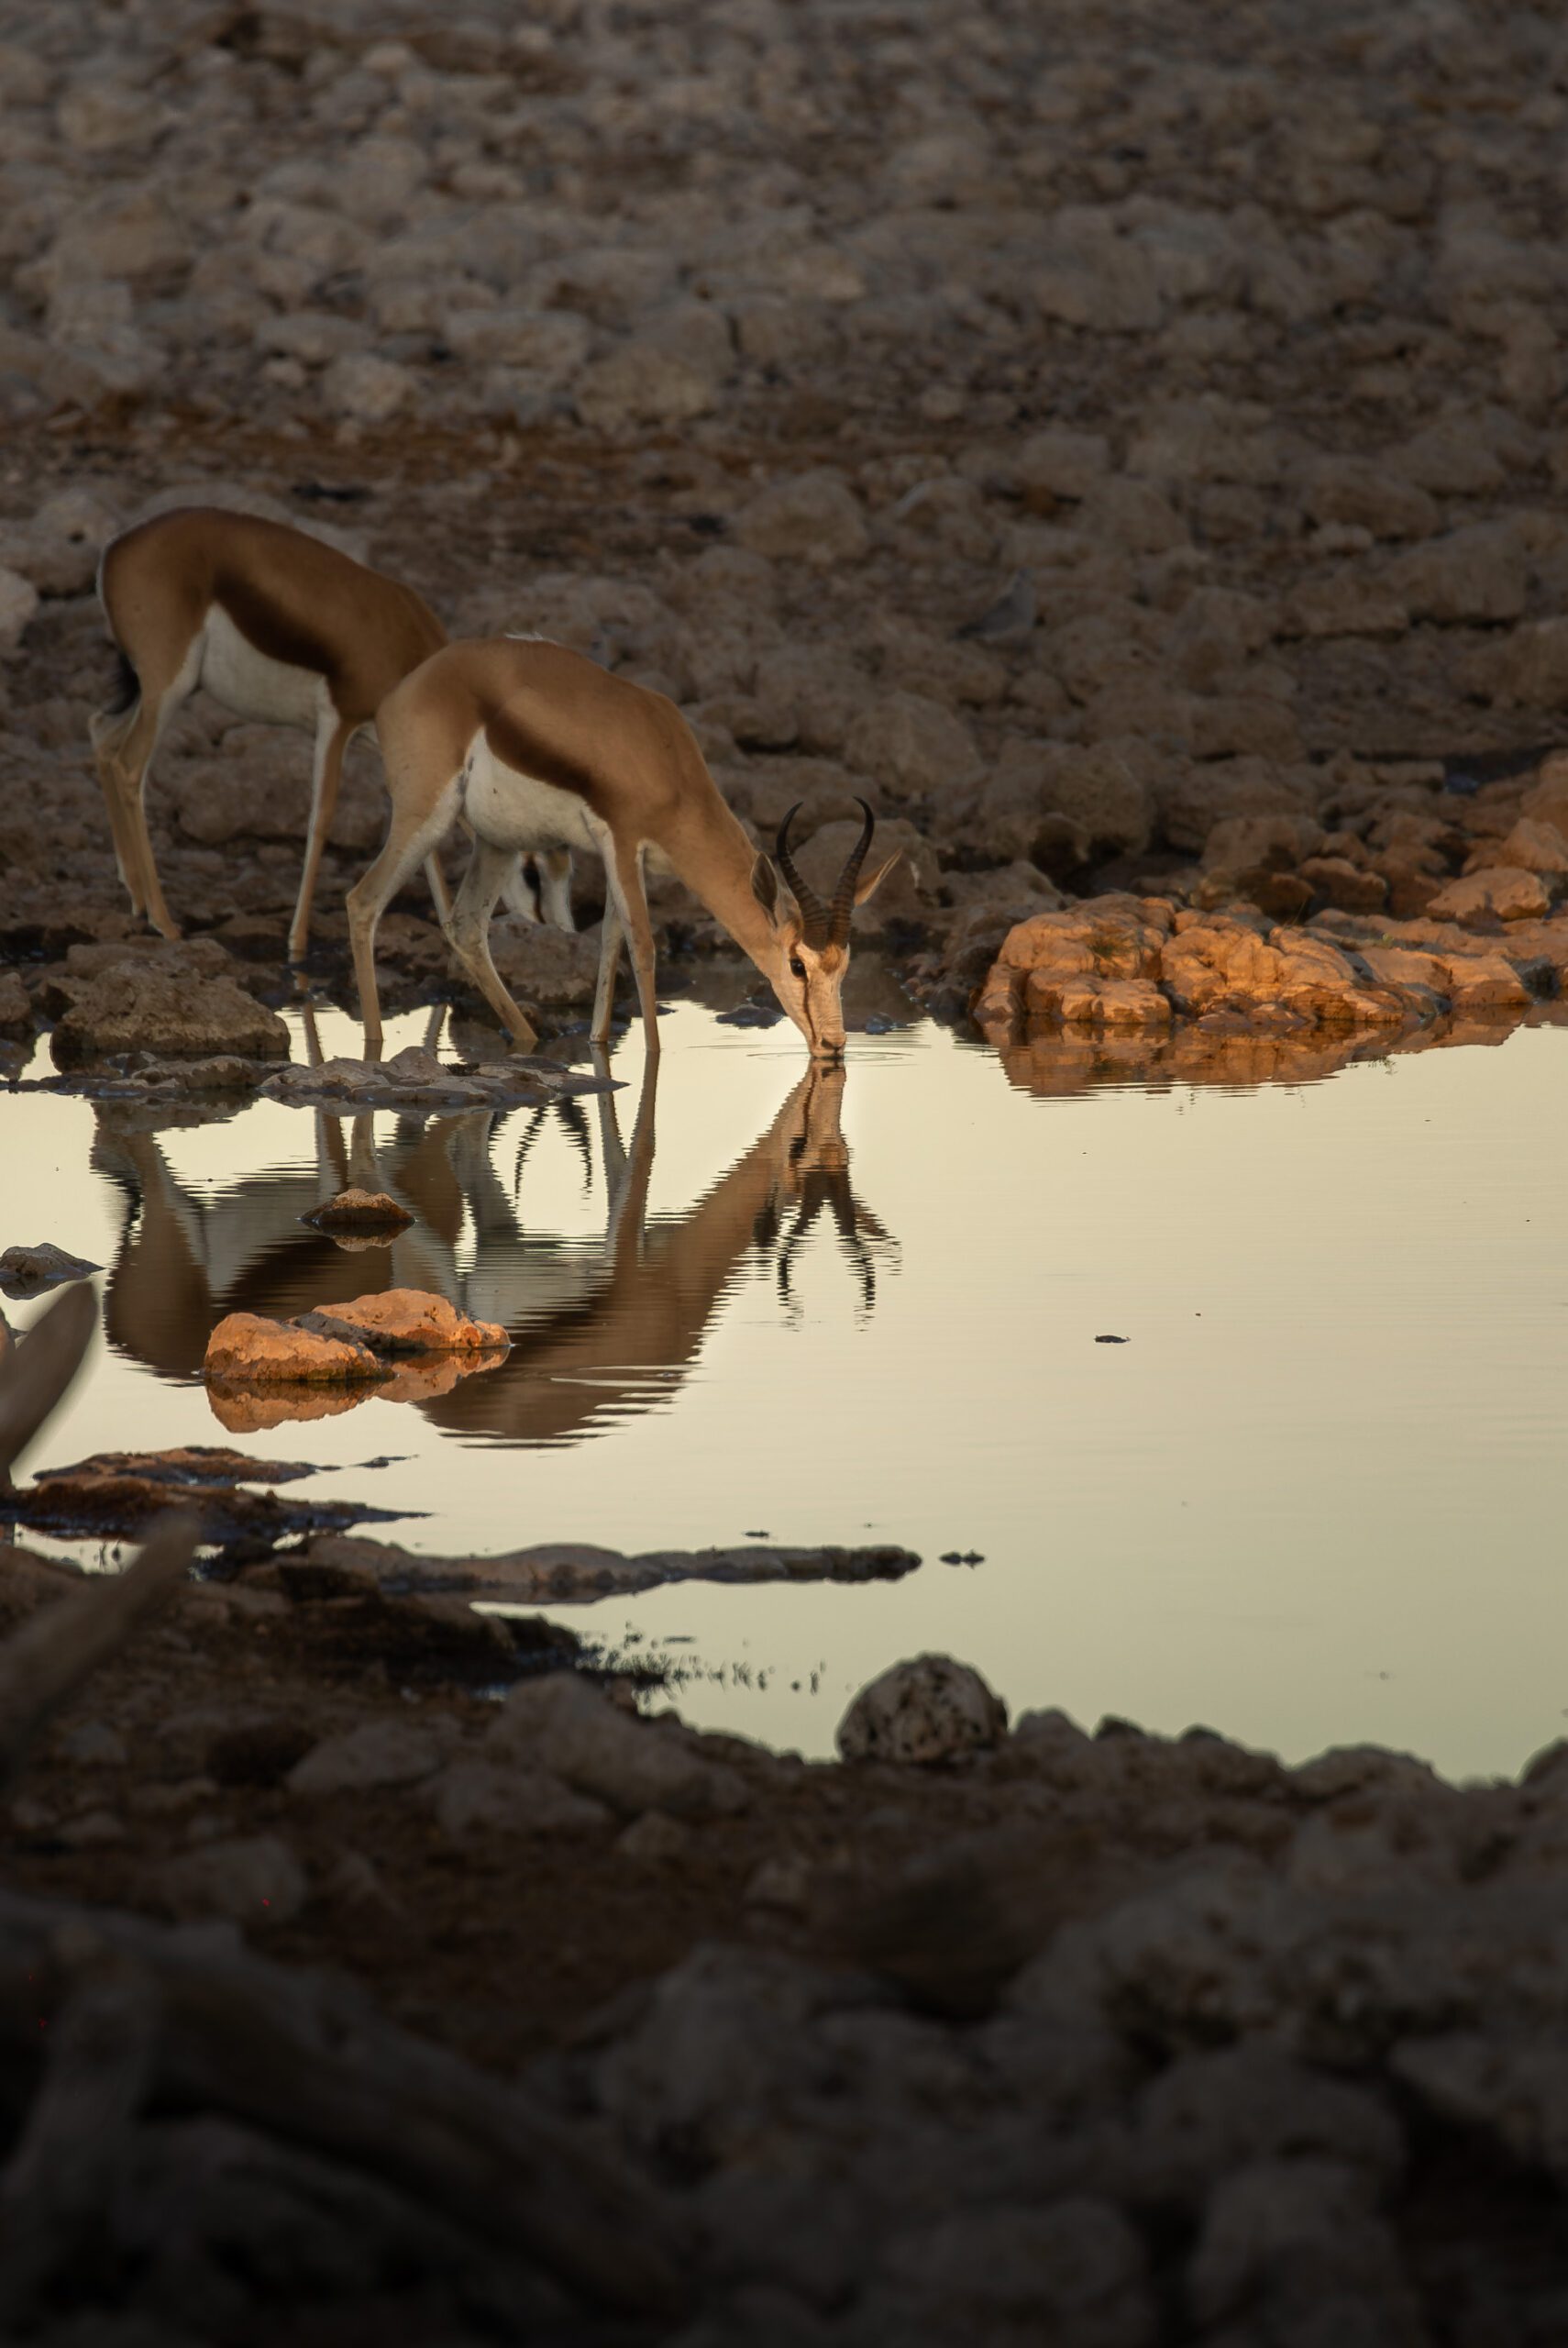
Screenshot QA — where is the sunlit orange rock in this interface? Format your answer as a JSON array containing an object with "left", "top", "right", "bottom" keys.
[
  {"left": 296, "top": 1290, "right": 508, "bottom": 1357},
  {"left": 204, "top": 1312, "right": 382, "bottom": 1385}
]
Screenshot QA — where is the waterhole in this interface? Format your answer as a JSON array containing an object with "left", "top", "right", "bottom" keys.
[{"left": 6, "top": 995, "right": 1568, "bottom": 1778}]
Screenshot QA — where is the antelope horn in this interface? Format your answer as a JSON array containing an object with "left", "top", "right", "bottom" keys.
[
  {"left": 774, "top": 803, "right": 831, "bottom": 946},
  {"left": 829, "top": 799, "right": 877, "bottom": 947}
]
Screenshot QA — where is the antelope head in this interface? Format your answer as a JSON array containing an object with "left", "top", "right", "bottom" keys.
[{"left": 749, "top": 801, "right": 900, "bottom": 1058}]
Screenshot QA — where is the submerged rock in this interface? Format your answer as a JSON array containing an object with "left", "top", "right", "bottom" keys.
[
  {"left": 302, "top": 1189, "right": 414, "bottom": 1235},
  {"left": 0, "top": 1242, "right": 101, "bottom": 1296}
]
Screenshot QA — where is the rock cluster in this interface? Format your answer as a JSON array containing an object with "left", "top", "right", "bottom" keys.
[{"left": 204, "top": 1288, "right": 509, "bottom": 1386}]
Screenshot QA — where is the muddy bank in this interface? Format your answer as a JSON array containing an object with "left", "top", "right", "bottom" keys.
[{"left": 5, "top": 1520, "right": 1568, "bottom": 2342}]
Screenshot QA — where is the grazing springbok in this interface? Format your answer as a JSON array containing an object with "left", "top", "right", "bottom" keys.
[
  {"left": 89, "top": 507, "right": 575, "bottom": 959},
  {"left": 351, "top": 637, "right": 900, "bottom": 1058}
]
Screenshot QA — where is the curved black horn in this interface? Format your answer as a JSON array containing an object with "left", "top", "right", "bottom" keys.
[
  {"left": 829, "top": 798, "right": 877, "bottom": 947},
  {"left": 775, "top": 803, "right": 831, "bottom": 945}
]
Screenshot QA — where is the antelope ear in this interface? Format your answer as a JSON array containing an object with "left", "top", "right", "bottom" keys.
[
  {"left": 752, "top": 853, "right": 802, "bottom": 931},
  {"left": 855, "top": 848, "right": 902, "bottom": 907}
]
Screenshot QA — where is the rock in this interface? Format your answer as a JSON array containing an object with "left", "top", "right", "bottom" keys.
[
  {"left": 204, "top": 1290, "right": 507, "bottom": 1390},
  {"left": 976, "top": 740, "right": 1155, "bottom": 863},
  {"left": 843, "top": 692, "right": 981, "bottom": 799},
  {"left": 50, "top": 967, "right": 290, "bottom": 1066},
  {"left": 0, "top": 969, "right": 32, "bottom": 1038},
  {"left": 837, "top": 1655, "right": 1007, "bottom": 1766},
  {"left": 151, "top": 1834, "right": 307, "bottom": 1927},
  {"left": 294, "top": 1290, "right": 509, "bottom": 1357},
  {"left": 574, "top": 303, "right": 732, "bottom": 431},
  {"left": 204, "top": 1313, "right": 384, "bottom": 1387},
  {"left": 287, "top": 1720, "right": 447, "bottom": 1795},
  {"left": 861, "top": 2200, "right": 1154, "bottom": 2345},
  {"left": 1298, "top": 856, "right": 1388, "bottom": 913},
  {"left": 1279, "top": 572, "right": 1411, "bottom": 640},
  {"left": 1425, "top": 867, "right": 1551, "bottom": 925},
  {"left": 1386, "top": 524, "right": 1529, "bottom": 626},
  {"left": 320, "top": 352, "right": 417, "bottom": 423},
  {"left": 301, "top": 1189, "right": 414, "bottom": 1233},
  {"left": 427, "top": 1759, "right": 611, "bottom": 1840},
  {"left": 1299, "top": 457, "right": 1437, "bottom": 541},
  {"left": 1478, "top": 616, "right": 1568, "bottom": 710},
  {"left": 0, "top": 565, "right": 39, "bottom": 652},
  {"left": 1473, "top": 819, "right": 1568, "bottom": 879},
  {"left": 440, "top": 306, "right": 591, "bottom": 379},
  {"left": 732, "top": 471, "right": 868, "bottom": 567},
  {"left": 1016, "top": 428, "right": 1111, "bottom": 501},
  {"left": 487, "top": 919, "right": 602, "bottom": 1005},
  {"left": 487, "top": 1674, "right": 748, "bottom": 1818},
  {"left": 0, "top": 1242, "right": 101, "bottom": 1297},
  {"left": 1201, "top": 813, "right": 1325, "bottom": 872}
]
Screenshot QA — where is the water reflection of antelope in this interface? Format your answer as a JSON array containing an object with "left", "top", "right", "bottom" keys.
[{"left": 93, "top": 1065, "right": 893, "bottom": 1444}]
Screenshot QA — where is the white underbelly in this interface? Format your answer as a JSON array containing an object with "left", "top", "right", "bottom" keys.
[
  {"left": 199, "top": 604, "right": 326, "bottom": 730},
  {"left": 462, "top": 735, "right": 598, "bottom": 856}
]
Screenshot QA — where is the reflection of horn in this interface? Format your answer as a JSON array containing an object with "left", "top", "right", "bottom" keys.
[
  {"left": 829, "top": 798, "right": 875, "bottom": 948},
  {"left": 774, "top": 804, "right": 830, "bottom": 946}
]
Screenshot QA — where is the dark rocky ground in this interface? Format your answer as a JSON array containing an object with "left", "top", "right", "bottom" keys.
[{"left": 5, "top": 0, "right": 1568, "bottom": 2337}]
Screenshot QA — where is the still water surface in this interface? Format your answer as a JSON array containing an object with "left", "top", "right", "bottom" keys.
[{"left": 5, "top": 1000, "right": 1568, "bottom": 1779}]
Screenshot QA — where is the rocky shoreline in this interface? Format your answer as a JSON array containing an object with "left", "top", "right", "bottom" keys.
[{"left": 4, "top": 0, "right": 1568, "bottom": 2333}]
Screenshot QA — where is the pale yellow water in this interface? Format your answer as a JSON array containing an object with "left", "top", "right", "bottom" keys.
[{"left": 5, "top": 999, "right": 1568, "bottom": 1778}]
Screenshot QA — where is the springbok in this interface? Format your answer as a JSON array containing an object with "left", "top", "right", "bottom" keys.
[
  {"left": 89, "top": 507, "right": 575, "bottom": 960},
  {"left": 351, "top": 637, "right": 900, "bottom": 1059}
]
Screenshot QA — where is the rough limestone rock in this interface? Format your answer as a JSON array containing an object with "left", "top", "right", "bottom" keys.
[
  {"left": 732, "top": 470, "right": 868, "bottom": 566},
  {"left": 0, "top": 969, "right": 32, "bottom": 1037},
  {"left": 843, "top": 692, "right": 981, "bottom": 799},
  {"left": 295, "top": 1291, "right": 509, "bottom": 1357},
  {"left": 1425, "top": 867, "right": 1551, "bottom": 925},
  {"left": 204, "top": 1314, "right": 386, "bottom": 1387},
  {"left": 150, "top": 1835, "right": 307, "bottom": 1927},
  {"left": 50, "top": 967, "right": 290, "bottom": 1066},
  {"left": 287, "top": 1721, "right": 447, "bottom": 1796},
  {"left": 836, "top": 1654, "right": 1008, "bottom": 1766},
  {"left": 204, "top": 1289, "right": 508, "bottom": 1390},
  {"left": 487, "top": 1674, "right": 748, "bottom": 1819},
  {"left": 975, "top": 740, "right": 1155, "bottom": 862},
  {"left": 426, "top": 1759, "right": 612, "bottom": 1841},
  {"left": 0, "top": 564, "right": 41, "bottom": 649}
]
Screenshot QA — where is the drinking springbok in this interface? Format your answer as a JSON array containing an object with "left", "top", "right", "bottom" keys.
[
  {"left": 351, "top": 637, "right": 900, "bottom": 1058},
  {"left": 89, "top": 506, "right": 575, "bottom": 959}
]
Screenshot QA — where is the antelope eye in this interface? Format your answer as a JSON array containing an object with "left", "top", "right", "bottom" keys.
[{"left": 789, "top": 956, "right": 806, "bottom": 980}]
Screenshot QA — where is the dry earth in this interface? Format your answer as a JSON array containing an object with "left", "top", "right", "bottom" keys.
[{"left": 4, "top": 0, "right": 1568, "bottom": 2340}]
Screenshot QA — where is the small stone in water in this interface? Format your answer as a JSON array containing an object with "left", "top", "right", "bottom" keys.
[{"left": 1095, "top": 1334, "right": 1129, "bottom": 1344}]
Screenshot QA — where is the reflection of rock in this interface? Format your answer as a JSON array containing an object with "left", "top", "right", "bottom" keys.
[
  {"left": 206, "top": 1383, "right": 375, "bottom": 1435},
  {"left": 7, "top": 1445, "right": 403, "bottom": 1543},
  {"left": 837, "top": 1655, "right": 1008, "bottom": 1766}
]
